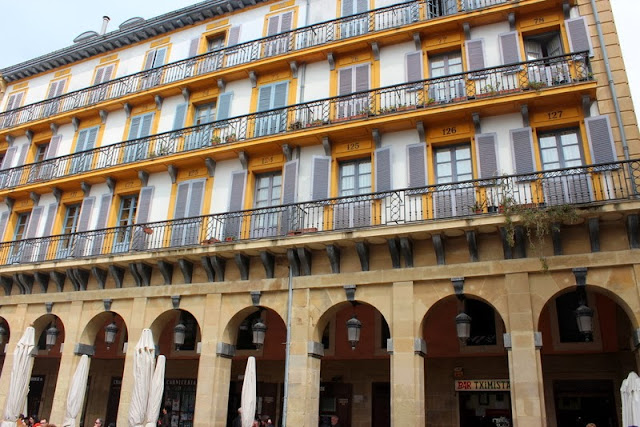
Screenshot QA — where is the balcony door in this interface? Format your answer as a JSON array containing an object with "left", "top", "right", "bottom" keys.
[
  {"left": 57, "top": 204, "right": 81, "bottom": 258},
  {"left": 170, "top": 179, "right": 206, "bottom": 247},
  {"left": 524, "top": 31, "right": 569, "bottom": 86},
  {"left": 341, "top": 0, "right": 369, "bottom": 38},
  {"left": 185, "top": 103, "right": 216, "bottom": 150},
  {"left": 8, "top": 212, "right": 30, "bottom": 264},
  {"left": 335, "top": 158, "right": 372, "bottom": 229},
  {"left": 124, "top": 113, "right": 154, "bottom": 163},
  {"left": 539, "top": 128, "right": 591, "bottom": 205},
  {"left": 251, "top": 172, "right": 282, "bottom": 238},
  {"left": 113, "top": 195, "right": 138, "bottom": 253},
  {"left": 254, "top": 82, "right": 288, "bottom": 137},
  {"left": 336, "top": 64, "right": 370, "bottom": 120},
  {"left": 70, "top": 127, "right": 99, "bottom": 174},
  {"left": 429, "top": 51, "right": 464, "bottom": 103},
  {"left": 433, "top": 144, "right": 475, "bottom": 218}
]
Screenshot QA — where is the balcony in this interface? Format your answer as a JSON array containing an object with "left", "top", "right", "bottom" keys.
[
  {"left": 1, "top": 159, "right": 638, "bottom": 268},
  {"left": 0, "top": 0, "right": 516, "bottom": 131},
  {"left": 0, "top": 52, "right": 593, "bottom": 194}
]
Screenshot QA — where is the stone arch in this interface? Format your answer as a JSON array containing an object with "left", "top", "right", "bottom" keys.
[
  {"left": 31, "top": 313, "right": 65, "bottom": 344},
  {"left": 313, "top": 300, "right": 390, "bottom": 344},
  {"left": 149, "top": 308, "right": 201, "bottom": 345},
  {"left": 0, "top": 315, "right": 11, "bottom": 344},
  {"left": 78, "top": 310, "right": 128, "bottom": 345},
  {"left": 222, "top": 305, "right": 286, "bottom": 346}
]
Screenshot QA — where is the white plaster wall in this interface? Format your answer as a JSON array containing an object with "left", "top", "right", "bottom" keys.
[
  {"left": 54, "top": 123, "right": 77, "bottom": 157},
  {"left": 479, "top": 112, "right": 523, "bottom": 175},
  {"left": 157, "top": 95, "right": 186, "bottom": 134},
  {"left": 147, "top": 173, "right": 174, "bottom": 222},
  {"left": 297, "top": 144, "right": 326, "bottom": 202},
  {"left": 381, "top": 129, "right": 421, "bottom": 189},
  {"left": 226, "top": 80, "right": 253, "bottom": 118},
  {"left": 379, "top": 41, "right": 416, "bottom": 88},
  {"left": 101, "top": 111, "right": 127, "bottom": 147},
  {"left": 210, "top": 159, "right": 244, "bottom": 214},
  {"left": 35, "top": 194, "right": 57, "bottom": 237},
  {"left": 301, "top": 61, "right": 331, "bottom": 102},
  {"left": 307, "top": 0, "right": 339, "bottom": 25},
  {"left": 470, "top": 21, "right": 510, "bottom": 68},
  {"left": 87, "top": 183, "right": 111, "bottom": 230}
]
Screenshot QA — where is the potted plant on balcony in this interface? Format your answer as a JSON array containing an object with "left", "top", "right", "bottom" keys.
[
  {"left": 224, "top": 236, "right": 236, "bottom": 242},
  {"left": 211, "top": 135, "right": 221, "bottom": 145},
  {"left": 288, "top": 121, "right": 303, "bottom": 131},
  {"left": 141, "top": 225, "right": 153, "bottom": 235},
  {"left": 528, "top": 80, "right": 547, "bottom": 91},
  {"left": 225, "top": 133, "right": 237, "bottom": 143},
  {"left": 306, "top": 119, "right": 326, "bottom": 128}
]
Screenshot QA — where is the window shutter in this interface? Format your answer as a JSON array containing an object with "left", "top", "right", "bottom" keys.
[
  {"left": 77, "top": 197, "right": 95, "bottom": 233},
  {"left": 54, "top": 80, "right": 66, "bottom": 97},
  {"left": 282, "top": 159, "right": 299, "bottom": 205},
  {"left": 90, "top": 193, "right": 112, "bottom": 255},
  {"left": 273, "top": 82, "right": 288, "bottom": 108},
  {"left": 187, "top": 180, "right": 205, "bottom": 217},
  {"left": 37, "top": 203, "right": 58, "bottom": 261},
  {"left": 406, "top": 51, "right": 423, "bottom": 83},
  {"left": 465, "top": 39, "right": 486, "bottom": 71},
  {"left": 93, "top": 67, "right": 105, "bottom": 85},
  {"left": 499, "top": 31, "right": 521, "bottom": 65},
  {"left": 338, "top": 68, "right": 353, "bottom": 96},
  {"left": 355, "top": 64, "right": 369, "bottom": 92},
  {"left": 475, "top": 133, "right": 499, "bottom": 179},
  {"left": 216, "top": 92, "right": 233, "bottom": 120},
  {"left": 375, "top": 147, "right": 392, "bottom": 192},
  {"left": 6, "top": 92, "right": 23, "bottom": 111},
  {"left": 257, "top": 85, "right": 273, "bottom": 112},
  {"left": 267, "top": 15, "right": 280, "bottom": 36},
  {"left": 136, "top": 186, "right": 155, "bottom": 223},
  {"left": 154, "top": 48, "right": 167, "bottom": 67},
  {"left": 565, "top": 17, "right": 593, "bottom": 56},
  {"left": 76, "top": 129, "right": 89, "bottom": 153},
  {"left": 173, "top": 103, "right": 188, "bottom": 130},
  {"left": 140, "top": 113, "right": 154, "bottom": 137},
  {"left": 128, "top": 116, "right": 142, "bottom": 140},
  {"left": 1, "top": 146, "right": 17, "bottom": 169},
  {"left": 342, "top": 0, "right": 354, "bottom": 16},
  {"left": 47, "top": 81, "right": 59, "bottom": 99},
  {"left": 188, "top": 38, "right": 200, "bottom": 57},
  {"left": 356, "top": 0, "right": 368, "bottom": 13},
  {"left": 20, "top": 205, "right": 43, "bottom": 262},
  {"left": 143, "top": 51, "right": 155, "bottom": 70},
  {"left": 14, "top": 144, "right": 28, "bottom": 167},
  {"left": 102, "top": 65, "right": 114, "bottom": 82},
  {"left": 45, "top": 135, "right": 62, "bottom": 159},
  {"left": 228, "top": 171, "right": 247, "bottom": 211},
  {"left": 281, "top": 11, "right": 294, "bottom": 32},
  {"left": 510, "top": 128, "right": 536, "bottom": 175},
  {"left": 311, "top": 156, "right": 332, "bottom": 200},
  {"left": 227, "top": 26, "right": 241, "bottom": 46},
  {"left": 173, "top": 182, "right": 190, "bottom": 220},
  {"left": 0, "top": 211, "right": 8, "bottom": 242},
  {"left": 585, "top": 115, "right": 616, "bottom": 164},
  {"left": 86, "top": 127, "right": 99, "bottom": 150},
  {"left": 407, "top": 143, "right": 427, "bottom": 188}
]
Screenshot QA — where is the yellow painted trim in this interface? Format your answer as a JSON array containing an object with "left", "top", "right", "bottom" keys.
[
  {"left": 45, "top": 76, "right": 70, "bottom": 98},
  {"left": 203, "top": 177, "right": 214, "bottom": 216},
  {"left": 206, "top": 18, "right": 230, "bottom": 31},
  {"left": 90, "top": 60, "right": 120, "bottom": 86},
  {"left": 270, "top": 0, "right": 294, "bottom": 12},
  {"left": 201, "top": 26, "right": 231, "bottom": 56},
  {"left": 166, "top": 182, "right": 180, "bottom": 219},
  {"left": 54, "top": 69, "right": 71, "bottom": 78},
  {"left": 249, "top": 72, "right": 296, "bottom": 134},
  {"left": 263, "top": 6, "right": 298, "bottom": 38},
  {"left": 4, "top": 89, "right": 27, "bottom": 110},
  {"left": 150, "top": 37, "right": 171, "bottom": 48},
  {"left": 13, "top": 82, "right": 29, "bottom": 90},
  {"left": 99, "top": 54, "right": 118, "bottom": 64}
]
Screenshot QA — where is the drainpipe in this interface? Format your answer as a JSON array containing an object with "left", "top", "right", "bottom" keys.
[
  {"left": 588, "top": 0, "right": 630, "bottom": 161},
  {"left": 281, "top": 267, "right": 293, "bottom": 426}
]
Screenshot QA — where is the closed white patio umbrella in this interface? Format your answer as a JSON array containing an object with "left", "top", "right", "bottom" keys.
[
  {"left": 1, "top": 326, "right": 36, "bottom": 427},
  {"left": 622, "top": 371, "right": 640, "bottom": 427},
  {"left": 144, "top": 355, "right": 166, "bottom": 427},
  {"left": 241, "top": 356, "right": 256, "bottom": 427},
  {"left": 62, "top": 354, "right": 90, "bottom": 427},
  {"left": 128, "top": 329, "right": 156, "bottom": 427}
]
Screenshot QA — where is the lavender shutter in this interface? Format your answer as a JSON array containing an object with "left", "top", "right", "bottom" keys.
[
  {"left": 8, "top": 144, "right": 28, "bottom": 187},
  {"left": 14, "top": 144, "right": 28, "bottom": 166},
  {"left": 475, "top": 133, "right": 499, "bottom": 179},
  {"left": 499, "top": 31, "right": 521, "bottom": 65},
  {"left": 45, "top": 135, "right": 62, "bottom": 159},
  {"left": 0, "top": 211, "right": 8, "bottom": 242},
  {"left": 311, "top": 156, "right": 331, "bottom": 200},
  {"left": 1, "top": 146, "right": 17, "bottom": 169},
  {"left": 342, "top": 0, "right": 354, "bottom": 16},
  {"left": 281, "top": 12, "right": 293, "bottom": 32},
  {"left": 47, "top": 81, "right": 58, "bottom": 99},
  {"left": 434, "top": 192, "right": 453, "bottom": 218},
  {"left": 128, "top": 116, "right": 141, "bottom": 139},
  {"left": 273, "top": 82, "right": 288, "bottom": 108},
  {"left": 375, "top": 146, "right": 392, "bottom": 192},
  {"left": 465, "top": 39, "right": 486, "bottom": 71},
  {"left": 37, "top": 203, "right": 58, "bottom": 261},
  {"left": 140, "top": 113, "right": 154, "bottom": 137},
  {"left": 73, "top": 196, "right": 95, "bottom": 257},
  {"left": 356, "top": 0, "right": 368, "bottom": 13},
  {"left": 355, "top": 64, "right": 369, "bottom": 92},
  {"left": 224, "top": 171, "right": 247, "bottom": 239},
  {"left": 20, "top": 205, "right": 43, "bottom": 262},
  {"left": 93, "top": 67, "right": 105, "bottom": 85},
  {"left": 6, "top": 92, "right": 23, "bottom": 111},
  {"left": 565, "top": 17, "right": 593, "bottom": 56},
  {"left": 257, "top": 85, "right": 272, "bottom": 111},
  {"left": 216, "top": 92, "right": 233, "bottom": 120},
  {"left": 585, "top": 115, "right": 616, "bottom": 165},
  {"left": 406, "top": 51, "right": 423, "bottom": 83},
  {"left": 56, "top": 80, "right": 66, "bottom": 97},
  {"left": 280, "top": 159, "right": 299, "bottom": 234},
  {"left": 102, "top": 64, "right": 114, "bottom": 82},
  {"left": 90, "top": 193, "right": 112, "bottom": 255},
  {"left": 338, "top": 67, "right": 354, "bottom": 118},
  {"left": 227, "top": 26, "right": 240, "bottom": 46},
  {"left": 154, "top": 48, "right": 167, "bottom": 67},
  {"left": 267, "top": 15, "right": 280, "bottom": 36},
  {"left": 188, "top": 38, "right": 200, "bottom": 57},
  {"left": 407, "top": 143, "right": 427, "bottom": 188},
  {"left": 173, "top": 103, "right": 188, "bottom": 130},
  {"left": 143, "top": 51, "right": 155, "bottom": 70},
  {"left": 510, "top": 128, "right": 535, "bottom": 177},
  {"left": 131, "top": 186, "right": 154, "bottom": 251},
  {"left": 183, "top": 180, "right": 205, "bottom": 245}
]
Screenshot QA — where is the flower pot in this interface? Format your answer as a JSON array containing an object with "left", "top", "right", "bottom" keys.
[{"left": 142, "top": 227, "right": 153, "bottom": 235}]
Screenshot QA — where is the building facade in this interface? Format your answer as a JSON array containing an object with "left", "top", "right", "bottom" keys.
[{"left": 0, "top": 0, "right": 638, "bottom": 426}]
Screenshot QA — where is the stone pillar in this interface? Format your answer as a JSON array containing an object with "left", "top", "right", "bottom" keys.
[
  {"left": 283, "top": 288, "right": 320, "bottom": 427},
  {"left": 116, "top": 297, "right": 148, "bottom": 426},
  {"left": 505, "top": 272, "right": 546, "bottom": 427},
  {"left": 210, "top": 351, "right": 233, "bottom": 427},
  {"left": 390, "top": 281, "right": 425, "bottom": 427},
  {"left": 0, "top": 304, "right": 29, "bottom": 418},
  {"left": 49, "top": 301, "right": 86, "bottom": 424},
  {"left": 193, "top": 294, "right": 222, "bottom": 426}
]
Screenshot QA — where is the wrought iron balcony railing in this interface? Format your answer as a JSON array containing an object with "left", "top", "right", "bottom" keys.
[
  {"left": 1, "top": 159, "right": 638, "bottom": 267},
  {"left": 0, "top": 0, "right": 513, "bottom": 130},
  {"left": 0, "top": 52, "right": 592, "bottom": 191}
]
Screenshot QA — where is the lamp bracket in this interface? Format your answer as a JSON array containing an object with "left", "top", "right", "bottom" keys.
[
  {"left": 250, "top": 291, "right": 262, "bottom": 306},
  {"left": 171, "top": 295, "right": 181, "bottom": 309},
  {"left": 573, "top": 267, "right": 587, "bottom": 287},
  {"left": 344, "top": 284, "right": 356, "bottom": 302},
  {"left": 45, "top": 302, "right": 53, "bottom": 313},
  {"left": 451, "top": 277, "right": 465, "bottom": 300},
  {"left": 103, "top": 299, "right": 113, "bottom": 311}
]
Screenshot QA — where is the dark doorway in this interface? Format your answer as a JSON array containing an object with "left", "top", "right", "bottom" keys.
[
  {"left": 553, "top": 380, "right": 618, "bottom": 427},
  {"left": 104, "top": 377, "right": 122, "bottom": 427},
  {"left": 371, "top": 382, "right": 390, "bottom": 427},
  {"left": 27, "top": 375, "right": 46, "bottom": 417},
  {"left": 458, "top": 391, "right": 511, "bottom": 427},
  {"left": 228, "top": 381, "right": 282, "bottom": 427},
  {"left": 319, "top": 382, "right": 352, "bottom": 427}
]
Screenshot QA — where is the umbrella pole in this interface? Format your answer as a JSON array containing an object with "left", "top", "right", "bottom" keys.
[{"left": 281, "top": 267, "right": 293, "bottom": 426}]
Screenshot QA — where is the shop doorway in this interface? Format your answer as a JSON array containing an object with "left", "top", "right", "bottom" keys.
[
  {"left": 553, "top": 380, "right": 617, "bottom": 427},
  {"left": 458, "top": 391, "right": 512, "bottom": 427},
  {"left": 371, "top": 382, "right": 390, "bottom": 427}
]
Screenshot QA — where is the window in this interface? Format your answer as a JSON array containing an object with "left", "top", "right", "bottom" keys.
[
  {"left": 335, "top": 158, "right": 372, "bottom": 229},
  {"left": 433, "top": 144, "right": 474, "bottom": 217},
  {"left": 8, "top": 212, "right": 30, "bottom": 263},
  {"left": 143, "top": 47, "right": 168, "bottom": 70},
  {"left": 524, "top": 31, "right": 569, "bottom": 86},
  {"left": 46, "top": 79, "right": 67, "bottom": 99},
  {"left": 34, "top": 144, "right": 49, "bottom": 163},
  {"left": 207, "top": 35, "right": 225, "bottom": 52},
  {"left": 113, "top": 195, "right": 138, "bottom": 253},
  {"left": 255, "top": 81, "right": 289, "bottom": 137},
  {"left": 186, "top": 103, "right": 216, "bottom": 150},
  {"left": 539, "top": 128, "right": 583, "bottom": 170},
  {"left": 124, "top": 113, "right": 154, "bottom": 162},
  {"left": 251, "top": 172, "right": 282, "bottom": 238},
  {"left": 58, "top": 204, "right": 81, "bottom": 257},
  {"left": 341, "top": 0, "right": 369, "bottom": 38},
  {"left": 429, "top": 51, "right": 464, "bottom": 102},
  {"left": 336, "top": 64, "right": 370, "bottom": 119},
  {"left": 70, "top": 126, "right": 99, "bottom": 173},
  {"left": 194, "top": 103, "right": 216, "bottom": 126},
  {"left": 4, "top": 91, "right": 24, "bottom": 111},
  {"left": 88, "top": 64, "right": 115, "bottom": 103},
  {"left": 264, "top": 11, "right": 294, "bottom": 57},
  {"left": 465, "top": 299, "right": 497, "bottom": 346}
]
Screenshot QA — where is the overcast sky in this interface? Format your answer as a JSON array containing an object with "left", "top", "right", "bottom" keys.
[{"left": 1, "top": 0, "right": 638, "bottom": 121}]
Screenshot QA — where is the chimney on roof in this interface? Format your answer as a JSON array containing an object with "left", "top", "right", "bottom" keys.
[{"left": 100, "top": 16, "right": 111, "bottom": 35}]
